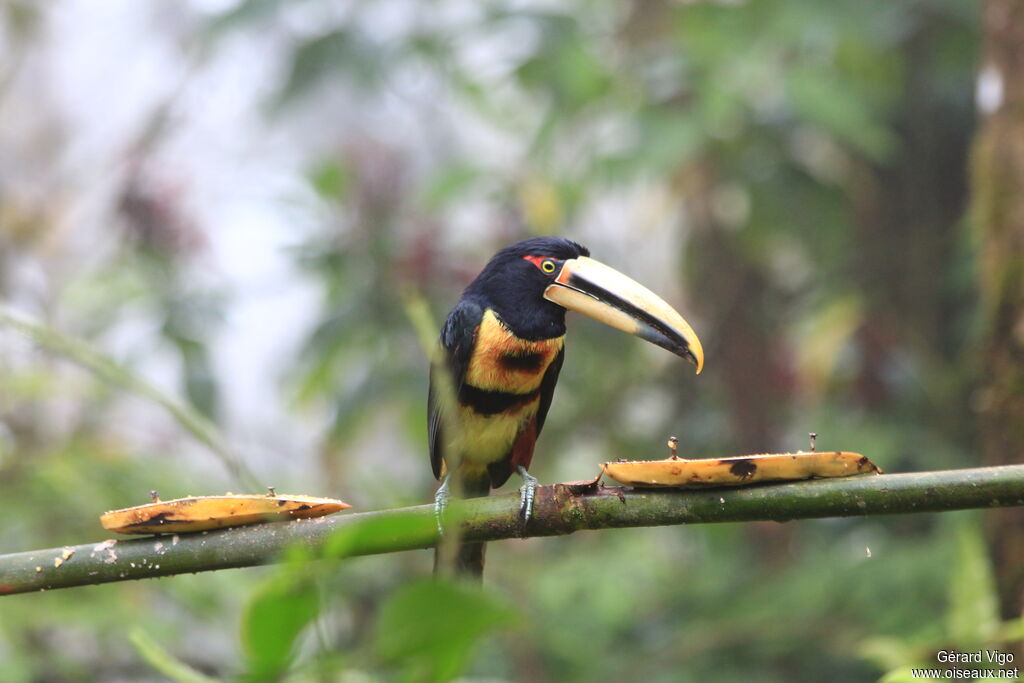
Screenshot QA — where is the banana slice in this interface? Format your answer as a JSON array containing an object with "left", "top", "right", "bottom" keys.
[
  {"left": 100, "top": 493, "right": 351, "bottom": 534},
  {"left": 600, "top": 451, "right": 881, "bottom": 488}
]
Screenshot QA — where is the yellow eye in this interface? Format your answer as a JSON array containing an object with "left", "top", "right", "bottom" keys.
[{"left": 541, "top": 260, "right": 556, "bottom": 273}]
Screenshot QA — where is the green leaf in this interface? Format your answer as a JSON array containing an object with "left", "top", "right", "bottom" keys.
[
  {"left": 310, "top": 160, "right": 353, "bottom": 202},
  {"left": 859, "top": 636, "right": 922, "bottom": 673},
  {"left": 323, "top": 508, "right": 435, "bottom": 561},
  {"left": 129, "top": 628, "right": 218, "bottom": 683},
  {"left": 276, "top": 29, "right": 385, "bottom": 106},
  {"left": 176, "top": 337, "right": 220, "bottom": 421},
  {"left": 421, "top": 163, "right": 481, "bottom": 209},
  {"left": 512, "top": 13, "right": 611, "bottom": 111},
  {"left": 205, "top": 0, "right": 282, "bottom": 36},
  {"left": 241, "top": 575, "right": 320, "bottom": 678},
  {"left": 373, "top": 578, "right": 518, "bottom": 681},
  {"left": 635, "top": 109, "right": 704, "bottom": 174},
  {"left": 786, "top": 68, "right": 895, "bottom": 160},
  {"left": 946, "top": 519, "right": 1000, "bottom": 645}
]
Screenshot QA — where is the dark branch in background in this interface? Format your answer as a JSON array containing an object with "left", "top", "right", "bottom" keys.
[{"left": 2, "top": 465, "right": 1024, "bottom": 596}]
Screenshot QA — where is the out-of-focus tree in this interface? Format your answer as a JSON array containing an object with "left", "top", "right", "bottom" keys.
[{"left": 974, "top": 0, "right": 1024, "bottom": 629}]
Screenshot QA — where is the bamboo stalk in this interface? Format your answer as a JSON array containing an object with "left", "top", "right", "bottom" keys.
[{"left": 3, "top": 465, "right": 1024, "bottom": 596}]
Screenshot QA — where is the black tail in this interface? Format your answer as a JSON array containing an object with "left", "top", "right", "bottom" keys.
[{"left": 434, "top": 471, "right": 491, "bottom": 580}]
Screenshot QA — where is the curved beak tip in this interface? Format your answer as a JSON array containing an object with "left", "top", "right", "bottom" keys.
[{"left": 687, "top": 343, "right": 704, "bottom": 375}]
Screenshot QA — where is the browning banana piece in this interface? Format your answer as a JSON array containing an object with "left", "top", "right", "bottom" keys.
[
  {"left": 600, "top": 451, "right": 881, "bottom": 488},
  {"left": 100, "top": 494, "right": 351, "bottom": 534}
]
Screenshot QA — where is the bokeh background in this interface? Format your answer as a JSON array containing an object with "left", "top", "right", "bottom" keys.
[{"left": 2, "top": 0, "right": 1019, "bottom": 680}]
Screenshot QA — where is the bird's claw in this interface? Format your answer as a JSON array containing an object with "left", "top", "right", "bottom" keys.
[
  {"left": 518, "top": 466, "right": 539, "bottom": 524},
  {"left": 434, "top": 475, "right": 451, "bottom": 536}
]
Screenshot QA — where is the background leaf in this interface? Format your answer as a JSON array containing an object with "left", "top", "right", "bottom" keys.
[
  {"left": 242, "top": 575, "right": 321, "bottom": 678},
  {"left": 373, "top": 578, "right": 519, "bottom": 681},
  {"left": 129, "top": 629, "right": 219, "bottom": 683},
  {"left": 946, "top": 519, "right": 1000, "bottom": 645}
]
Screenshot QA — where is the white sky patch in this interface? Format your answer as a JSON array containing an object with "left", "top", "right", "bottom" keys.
[{"left": 977, "top": 63, "right": 1004, "bottom": 115}]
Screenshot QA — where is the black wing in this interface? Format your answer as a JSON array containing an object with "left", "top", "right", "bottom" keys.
[
  {"left": 428, "top": 298, "right": 483, "bottom": 479},
  {"left": 534, "top": 346, "right": 564, "bottom": 438}
]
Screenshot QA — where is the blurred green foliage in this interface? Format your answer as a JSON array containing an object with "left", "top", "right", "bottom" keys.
[{"left": 0, "top": 0, "right": 997, "bottom": 680}]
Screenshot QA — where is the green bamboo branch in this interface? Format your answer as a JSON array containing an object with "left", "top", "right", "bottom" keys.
[
  {"left": 3, "top": 464, "right": 1024, "bottom": 596},
  {"left": 0, "top": 307, "right": 258, "bottom": 489}
]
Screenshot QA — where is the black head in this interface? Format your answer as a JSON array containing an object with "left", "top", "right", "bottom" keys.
[{"left": 463, "top": 237, "right": 590, "bottom": 340}]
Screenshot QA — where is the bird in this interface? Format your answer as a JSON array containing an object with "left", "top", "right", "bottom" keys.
[{"left": 428, "top": 236, "right": 703, "bottom": 578}]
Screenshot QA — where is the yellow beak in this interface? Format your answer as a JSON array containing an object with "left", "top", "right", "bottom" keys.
[{"left": 543, "top": 256, "right": 704, "bottom": 374}]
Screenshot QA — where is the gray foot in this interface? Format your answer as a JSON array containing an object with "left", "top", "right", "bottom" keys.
[
  {"left": 518, "top": 465, "right": 539, "bottom": 523},
  {"left": 434, "top": 474, "right": 451, "bottom": 535}
]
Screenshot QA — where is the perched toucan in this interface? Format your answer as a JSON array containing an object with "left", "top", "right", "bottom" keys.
[{"left": 429, "top": 237, "right": 703, "bottom": 577}]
